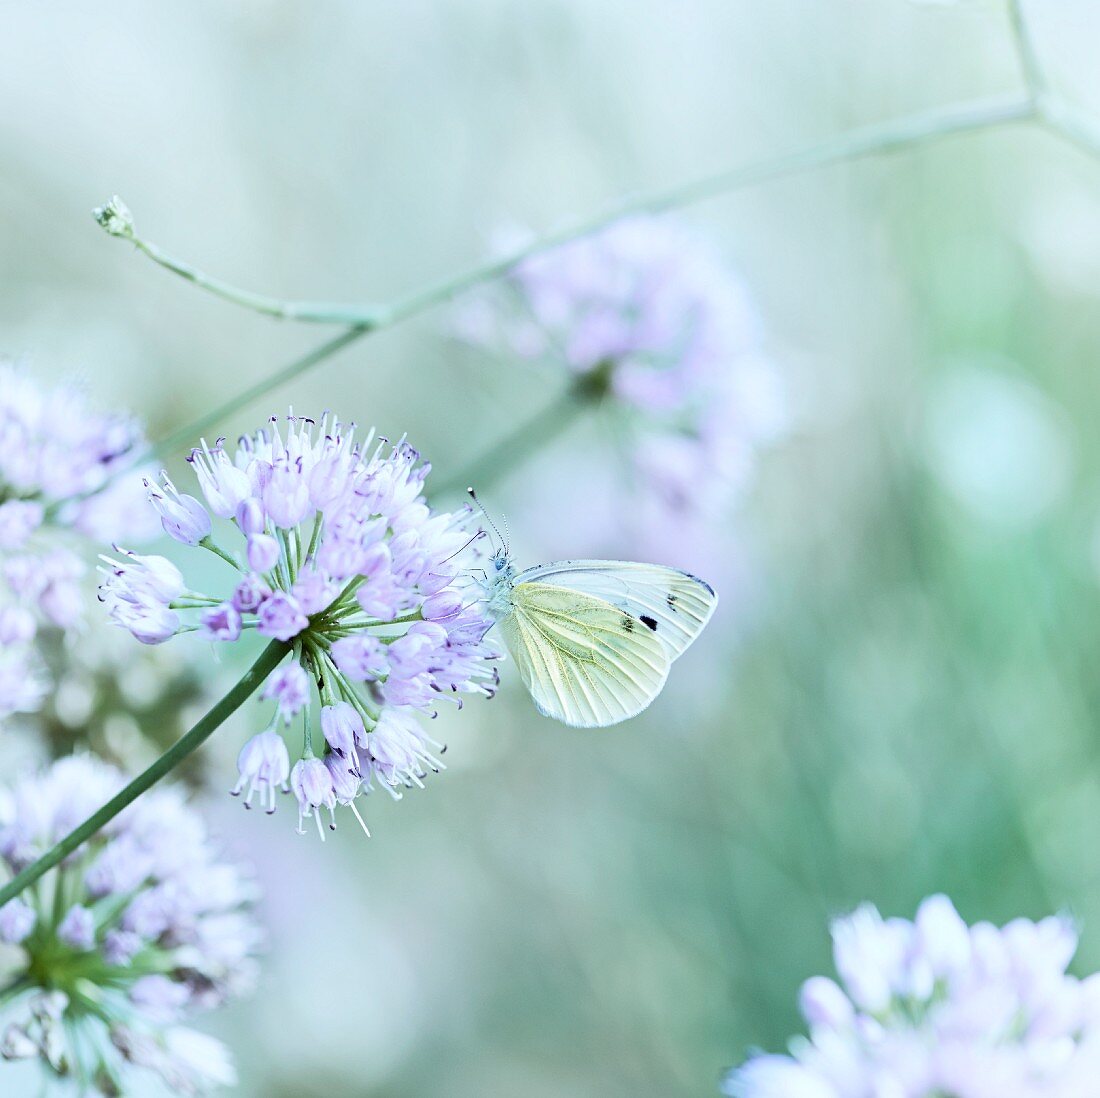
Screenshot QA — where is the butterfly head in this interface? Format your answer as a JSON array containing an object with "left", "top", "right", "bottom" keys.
[{"left": 468, "top": 488, "right": 517, "bottom": 614}]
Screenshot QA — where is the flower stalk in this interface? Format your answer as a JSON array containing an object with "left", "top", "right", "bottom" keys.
[
  {"left": 0, "top": 639, "right": 290, "bottom": 909},
  {"left": 95, "top": 91, "right": 1046, "bottom": 475},
  {"left": 430, "top": 371, "right": 609, "bottom": 501},
  {"left": 98, "top": 94, "right": 1036, "bottom": 333}
]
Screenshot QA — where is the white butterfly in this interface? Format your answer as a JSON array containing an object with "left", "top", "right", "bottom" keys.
[{"left": 478, "top": 526, "right": 717, "bottom": 728}]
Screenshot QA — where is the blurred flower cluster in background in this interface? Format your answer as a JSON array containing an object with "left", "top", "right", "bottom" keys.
[{"left": 5, "top": 0, "right": 1100, "bottom": 1095}]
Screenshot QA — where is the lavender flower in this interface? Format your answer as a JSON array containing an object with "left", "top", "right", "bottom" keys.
[
  {"left": 0, "top": 755, "right": 260, "bottom": 1095},
  {"left": 0, "top": 361, "right": 158, "bottom": 721},
  {"left": 454, "top": 218, "right": 786, "bottom": 538},
  {"left": 724, "top": 895, "right": 1100, "bottom": 1098},
  {"left": 101, "top": 413, "right": 501, "bottom": 838}
]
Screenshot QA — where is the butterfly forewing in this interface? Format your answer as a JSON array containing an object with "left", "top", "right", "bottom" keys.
[
  {"left": 514, "top": 561, "right": 717, "bottom": 660},
  {"left": 500, "top": 582, "right": 670, "bottom": 728}
]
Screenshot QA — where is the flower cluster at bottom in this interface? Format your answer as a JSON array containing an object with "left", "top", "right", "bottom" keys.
[
  {"left": 0, "top": 756, "right": 259, "bottom": 1095},
  {"left": 99, "top": 413, "right": 501, "bottom": 838},
  {"left": 724, "top": 895, "right": 1100, "bottom": 1098}
]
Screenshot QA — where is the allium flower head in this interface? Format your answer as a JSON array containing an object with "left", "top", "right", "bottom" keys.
[
  {"left": 455, "top": 218, "right": 786, "bottom": 532},
  {"left": 724, "top": 894, "right": 1100, "bottom": 1098},
  {"left": 0, "top": 756, "right": 259, "bottom": 1094},
  {"left": 0, "top": 362, "right": 158, "bottom": 721},
  {"left": 101, "top": 413, "right": 501, "bottom": 838}
]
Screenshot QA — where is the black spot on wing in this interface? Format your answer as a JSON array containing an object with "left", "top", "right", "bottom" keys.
[
  {"left": 640, "top": 614, "right": 658, "bottom": 631},
  {"left": 666, "top": 593, "right": 678, "bottom": 611}
]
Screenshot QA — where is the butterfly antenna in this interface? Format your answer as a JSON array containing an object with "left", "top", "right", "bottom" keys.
[
  {"left": 467, "top": 487, "right": 507, "bottom": 552},
  {"left": 437, "top": 529, "right": 485, "bottom": 566}
]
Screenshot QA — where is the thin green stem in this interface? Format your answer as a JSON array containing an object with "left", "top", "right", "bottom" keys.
[
  {"left": 199, "top": 535, "right": 242, "bottom": 572},
  {"left": 0, "top": 640, "right": 290, "bottom": 909},
  {"left": 1007, "top": 0, "right": 1045, "bottom": 102},
  {"left": 142, "top": 326, "right": 371, "bottom": 463},
  {"left": 103, "top": 94, "right": 1035, "bottom": 335},
  {"left": 128, "top": 235, "right": 390, "bottom": 325},
  {"left": 1002, "top": 0, "right": 1100, "bottom": 163},
  {"left": 95, "top": 92, "right": 1040, "bottom": 482},
  {"left": 302, "top": 700, "right": 315, "bottom": 758},
  {"left": 1039, "top": 95, "right": 1100, "bottom": 160},
  {"left": 304, "top": 512, "right": 324, "bottom": 564},
  {"left": 430, "top": 378, "right": 598, "bottom": 500}
]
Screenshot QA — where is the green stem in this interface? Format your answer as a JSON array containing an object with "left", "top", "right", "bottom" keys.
[
  {"left": 0, "top": 640, "right": 290, "bottom": 909},
  {"left": 142, "top": 326, "right": 371, "bottom": 463},
  {"left": 129, "top": 235, "right": 390, "bottom": 326},
  {"left": 304, "top": 512, "right": 324, "bottom": 564},
  {"left": 1007, "top": 0, "right": 1045, "bottom": 102},
  {"left": 430, "top": 378, "right": 597, "bottom": 500},
  {"left": 104, "top": 94, "right": 1035, "bottom": 335},
  {"left": 199, "top": 535, "right": 243, "bottom": 572},
  {"left": 95, "top": 92, "right": 1040, "bottom": 482},
  {"left": 1039, "top": 94, "right": 1100, "bottom": 161}
]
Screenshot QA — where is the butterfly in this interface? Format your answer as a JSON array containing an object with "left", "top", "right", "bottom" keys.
[{"left": 471, "top": 495, "right": 717, "bottom": 728}]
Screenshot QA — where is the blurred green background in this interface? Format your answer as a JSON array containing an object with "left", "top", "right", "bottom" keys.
[{"left": 5, "top": 1, "right": 1100, "bottom": 1094}]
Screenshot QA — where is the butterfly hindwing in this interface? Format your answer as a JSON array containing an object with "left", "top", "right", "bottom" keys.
[
  {"left": 500, "top": 581, "right": 670, "bottom": 728},
  {"left": 514, "top": 561, "right": 717, "bottom": 660}
]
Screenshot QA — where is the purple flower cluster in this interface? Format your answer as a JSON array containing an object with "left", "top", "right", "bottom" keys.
[
  {"left": 0, "top": 362, "right": 157, "bottom": 721},
  {"left": 0, "top": 755, "right": 259, "bottom": 1094},
  {"left": 100, "top": 413, "right": 500, "bottom": 837},
  {"left": 455, "top": 217, "right": 786, "bottom": 527},
  {"left": 724, "top": 895, "right": 1100, "bottom": 1098}
]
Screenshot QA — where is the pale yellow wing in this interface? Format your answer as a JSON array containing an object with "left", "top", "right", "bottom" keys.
[
  {"left": 515, "top": 561, "right": 717, "bottom": 660},
  {"left": 500, "top": 581, "right": 670, "bottom": 728}
]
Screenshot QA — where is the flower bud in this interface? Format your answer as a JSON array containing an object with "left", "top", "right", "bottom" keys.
[
  {"left": 127, "top": 552, "right": 186, "bottom": 603},
  {"left": 232, "top": 573, "right": 270, "bottom": 613},
  {"left": 146, "top": 476, "right": 211, "bottom": 546},
  {"left": 256, "top": 591, "right": 309, "bottom": 642},
  {"left": 290, "top": 758, "right": 336, "bottom": 838},
  {"left": 421, "top": 589, "right": 463, "bottom": 621},
  {"left": 330, "top": 635, "right": 385, "bottom": 681},
  {"left": 200, "top": 602, "right": 242, "bottom": 642},
  {"left": 0, "top": 899, "right": 35, "bottom": 944},
  {"left": 93, "top": 195, "right": 134, "bottom": 237},
  {"left": 263, "top": 460, "right": 311, "bottom": 529},
  {"left": 57, "top": 905, "right": 95, "bottom": 952},
  {"left": 113, "top": 603, "right": 181, "bottom": 646},
  {"left": 799, "top": 977, "right": 853, "bottom": 1031},
  {"left": 324, "top": 753, "right": 363, "bottom": 803},
  {"left": 188, "top": 443, "right": 252, "bottom": 518},
  {"left": 246, "top": 533, "right": 280, "bottom": 573},
  {"left": 915, "top": 893, "right": 971, "bottom": 980},
  {"left": 235, "top": 497, "right": 266, "bottom": 537},
  {"left": 260, "top": 663, "right": 310, "bottom": 720},
  {"left": 233, "top": 731, "right": 291, "bottom": 813},
  {"left": 320, "top": 702, "right": 367, "bottom": 758}
]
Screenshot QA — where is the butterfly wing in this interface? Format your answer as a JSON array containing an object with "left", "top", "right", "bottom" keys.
[
  {"left": 514, "top": 561, "right": 717, "bottom": 660},
  {"left": 500, "top": 581, "right": 670, "bottom": 728}
]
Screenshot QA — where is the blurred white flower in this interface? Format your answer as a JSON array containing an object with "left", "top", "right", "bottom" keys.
[
  {"left": 724, "top": 894, "right": 1100, "bottom": 1098},
  {"left": 0, "top": 360, "right": 159, "bottom": 722}
]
